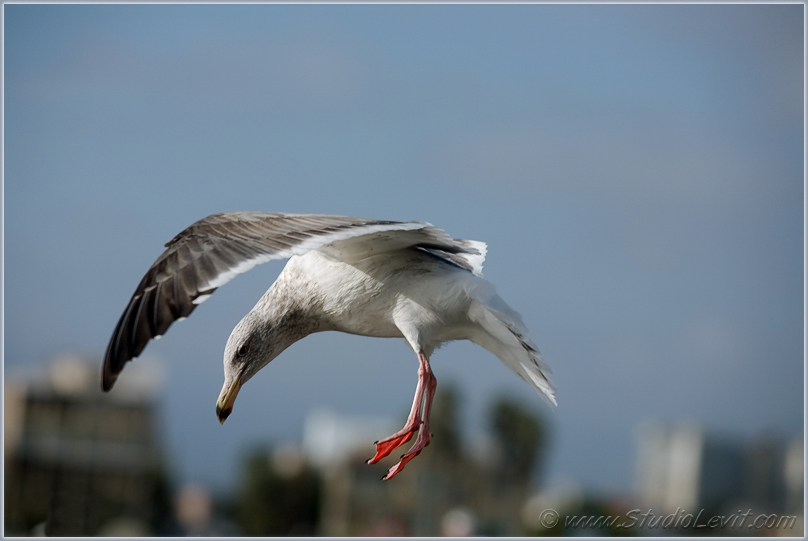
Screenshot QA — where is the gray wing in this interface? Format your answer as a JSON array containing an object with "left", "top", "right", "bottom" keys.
[{"left": 102, "top": 212, "right": 482, "bottom": 391}]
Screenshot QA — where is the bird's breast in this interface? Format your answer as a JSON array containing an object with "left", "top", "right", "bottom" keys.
[
  {"left": 284, "top": 249, "right": 476, "bottom": 341},
  {"left": 282, "top": 252, "right": 403, "bottom": 338}
]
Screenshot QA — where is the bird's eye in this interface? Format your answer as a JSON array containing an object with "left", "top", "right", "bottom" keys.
[{"left": 237, "top": 344, "right": 249, "bottom": 357}]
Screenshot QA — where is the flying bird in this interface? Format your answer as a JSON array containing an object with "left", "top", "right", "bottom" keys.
[{"left": 103, "top": 212, "right": 556, "bottom": 480}]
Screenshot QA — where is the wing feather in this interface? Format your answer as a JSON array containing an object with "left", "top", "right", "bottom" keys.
[
  {"left": 105, "top": 213, "right": 429, "bottom": 390},
  {"left": 103, "top": 212, "right": 488, "bottom": 391}
]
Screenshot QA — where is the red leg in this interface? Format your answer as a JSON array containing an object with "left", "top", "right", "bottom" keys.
[
  {"left": 366, "top": 353, "right": 430, "bottom": 465},
  {"left": 380, "top": 354, "right": 438, "bottom": 481}
]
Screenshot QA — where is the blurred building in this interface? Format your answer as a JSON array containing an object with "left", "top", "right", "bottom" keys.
[
  {"left": 303, "top": 408, "right": 397, "bottom": 469},
  {"left": 635, "top": 422, "right": 804, "bottom": 535},
  {"left": 783, "top": 438, "right": 804, "bottom": 515},
  {"left": 4, "top": 354, "right": 170, "bottom": 536},
  {"left": 171, "top": 482, "right": 242, "bottom": 536}
]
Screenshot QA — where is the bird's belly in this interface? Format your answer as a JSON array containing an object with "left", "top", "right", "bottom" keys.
[
  {"left": 323, "top": 290, "right": 405, "bottom": 338},
  {"left": 332, "top": 313, "right": 403, "bottom": 338},
  {"left": 294, "top": 249, "right": 475, "bottom": 342},
  {"left": 292, "top": 253, "right": 402, "bottom": 337}
]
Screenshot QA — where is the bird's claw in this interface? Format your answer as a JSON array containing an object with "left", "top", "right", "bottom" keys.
[
  {"left": 366, "top": 429, "right": 417, "bottom": 464},
  {"left": 381, "top": 447, "right": 423, "bottom": 481}
]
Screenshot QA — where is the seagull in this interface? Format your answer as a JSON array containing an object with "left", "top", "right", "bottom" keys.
[{"left": 103, "top": 212, "right": 556, "bottom": 480}]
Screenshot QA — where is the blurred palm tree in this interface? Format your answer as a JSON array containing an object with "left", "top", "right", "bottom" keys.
[
  {"left": 489, "top": 395, "right": 547, "bottom": 484},
  {"left": 427, "top": 385, "right": 462, "bottom": 462},
  {"left": 235, "top": 445, "right": 320, "bottom": 536}
]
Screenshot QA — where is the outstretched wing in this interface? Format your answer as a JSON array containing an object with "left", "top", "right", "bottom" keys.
[{"left": 103, "top": 212, "right": 482, "bottom": 391}]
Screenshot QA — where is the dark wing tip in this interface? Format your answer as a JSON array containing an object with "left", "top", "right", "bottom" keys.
[
  {"left": 103, "top": 243, "right": 207, "bottom": 391},
  {"left": 102, "top": 323, "right": 126, "bottom": 392},
  {"left": 104, "top": 212, "right": 403, "bottom": 391},
  {"left": 101, "top": 368, "right": 117, "bottom": 392}
]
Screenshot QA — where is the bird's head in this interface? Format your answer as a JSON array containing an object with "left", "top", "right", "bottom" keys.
[
  {"left": 215, "top": 312, "right": 278, "bottom": 424},
  {"left": 215, "top": 300, "right": 318, "bottom": 424}
]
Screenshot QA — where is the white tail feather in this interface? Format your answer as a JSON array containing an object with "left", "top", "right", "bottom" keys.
[{"left": 468, "top": 300, "right": 557, "bottom": 408}]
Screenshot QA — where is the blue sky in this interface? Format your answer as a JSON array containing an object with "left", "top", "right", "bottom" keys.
[{"left": 4, "top": 4, "right": 803, "bottom": 495}]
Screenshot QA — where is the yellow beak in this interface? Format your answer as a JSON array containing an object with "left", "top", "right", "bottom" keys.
[{"left": 215, "top": 368, "right": 245, "bottom": 424}]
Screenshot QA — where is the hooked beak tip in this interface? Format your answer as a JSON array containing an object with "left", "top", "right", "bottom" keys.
[
  {"left": 216, "top": 403, "right": 232, "bottom": 424},
  {"left": 217, "top": 365, "right": 246, "bottom": 425},
  {"left": 216, "top": 404, "right": 233, "bottom": 424}
]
